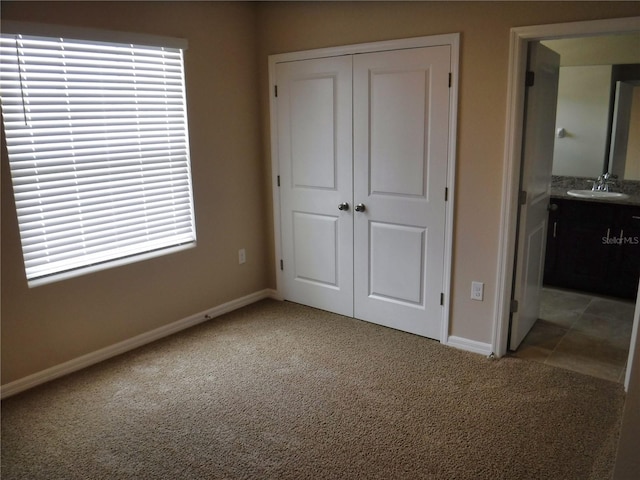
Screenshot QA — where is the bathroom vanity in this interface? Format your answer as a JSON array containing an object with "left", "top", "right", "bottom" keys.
[{"left": 544, "top": 185, "right": 640, "bottom": 299}]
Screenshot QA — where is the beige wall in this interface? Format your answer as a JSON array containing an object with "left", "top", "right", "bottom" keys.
[
  {"left": 2, "top": 2, "right": 640, "bottom": 386},
  {"left": 1, "top": 1, "right": 268, "bottom": 384},
  {"left": 256, "top": 1, "right": 640, "bottom": 345}
]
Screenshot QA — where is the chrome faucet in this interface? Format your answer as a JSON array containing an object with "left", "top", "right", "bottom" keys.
[{"left": 592, "top": 172, "right": 617, "bottom": 192}]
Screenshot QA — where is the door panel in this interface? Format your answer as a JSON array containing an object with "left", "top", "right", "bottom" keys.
[
  {"left": 369, "top": 222, "right": 425, "bottom": 305},
  {"left": 520, "top": 220, "right": 547, "bottom": 332},
  {"left": 370, "top": 70, "right": 428, "bottom": 197},
  {"left": 290, "top": 76, "right": 337, "bottom": 189},
  {"left": 292, "top": 213, "right": 338, "bottom": 286},
  {"left": 277, "top": 56, "right": 354, "bottom": 317},
  {"left": 353, "top": 46, "right": 450, "bottom": 339},
  {"left": 510, "top": 43, "right": 560, "bottom": 349}
]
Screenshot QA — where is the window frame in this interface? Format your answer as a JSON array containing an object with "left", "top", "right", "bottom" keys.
[{"left": 1, "top": 22, "right": 196, "bottom": 287}]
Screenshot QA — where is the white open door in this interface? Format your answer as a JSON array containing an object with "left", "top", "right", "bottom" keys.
[
  {"left": 353, "top": 46, "right": 450, "bottom": 340},
  {"left": 510, "top": 43, "right": 560, "bottom": 349},
  {"left": 276, "top": 56, "right": 354, "bottom": 317}
]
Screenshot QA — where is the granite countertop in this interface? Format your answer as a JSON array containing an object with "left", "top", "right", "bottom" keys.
[{"left": 549, "top": 176, "right": 640, "bottom": 207}]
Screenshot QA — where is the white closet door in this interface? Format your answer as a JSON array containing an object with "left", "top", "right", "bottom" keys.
[
  {"left": 353, "top": 46, "right": 451, "bottom": 339},
  {"left": 276, "top": 56, "right": 354, "bottom": 317}
]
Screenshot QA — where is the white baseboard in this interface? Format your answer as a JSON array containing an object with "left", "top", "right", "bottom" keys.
[
  {"left": 1, "top": 289, "right": 279, "bottom": 399},
  {"left": 446, "top": 335, "right": 493, "bottom": 357}
]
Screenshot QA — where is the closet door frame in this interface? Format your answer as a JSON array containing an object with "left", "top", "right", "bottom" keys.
[{"left": 268, "top": 33, "right": 460, "bottom": 344}]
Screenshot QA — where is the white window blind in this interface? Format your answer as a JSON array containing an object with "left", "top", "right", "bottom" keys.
[{"left": 0, "top": 32, "right": 196, "bottom": 285}]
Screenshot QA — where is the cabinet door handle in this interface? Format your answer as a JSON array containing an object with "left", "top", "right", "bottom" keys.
[
  {"left": 632, "top": 216, "right": 640, "bottom": 220},
  {"left": 553, "top": 221, "right": 557, "bottom": 238}
]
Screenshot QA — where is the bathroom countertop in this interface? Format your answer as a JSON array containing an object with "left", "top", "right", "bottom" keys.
[
  {"left": 550, "top": 187, "right": 640, "bottom": 207},
  {"left": 549, "top": 176, "right": 640, "bottom": 207}
]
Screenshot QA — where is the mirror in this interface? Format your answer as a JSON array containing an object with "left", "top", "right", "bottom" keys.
[{"left": 542, "top": 34, "right": 640, "bottom": 181}]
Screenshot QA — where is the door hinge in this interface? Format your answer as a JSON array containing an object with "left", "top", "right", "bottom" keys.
[
  {"left": 510, "top": 299, "right": 519, "bottom": 313},
  {"left": 448, "top": 73, "right": 452, "bottom": 88},
  {"left": 280, "top": 259, "right": 283, "bottom": 270},
  {"left": 445, "top": 187, "right": 448, "bottom": 202},
  {"left": 440, "top": 293, "right": 444, "bottom": 306},
  {"left": 274, "top": 85, "right": 278, "bottom": 97},
  {"left": 519, "top": 190, "right": 527, "bottom": 205},
  {"left": 525, "top": 71, "right": 535, "bottom": 87},
  {"left": 277, "top": 175, "right": 280, "bottom": 187}
]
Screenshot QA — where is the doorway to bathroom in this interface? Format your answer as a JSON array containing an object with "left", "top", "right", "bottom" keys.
[
  {"left": 511, "top": 34, "right": 639, "bottom": 384},
  {"left": 495, "top": 16, "right": 640, "bottom": 390}
]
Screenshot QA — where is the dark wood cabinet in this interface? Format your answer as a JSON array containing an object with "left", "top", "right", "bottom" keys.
[{"left": 543, "top": 198, "right": 640, "bottom": 299}]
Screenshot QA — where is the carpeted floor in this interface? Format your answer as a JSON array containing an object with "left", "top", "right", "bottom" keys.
[{"left": 1, "top": 299, "right": 626, "bottom": 479}]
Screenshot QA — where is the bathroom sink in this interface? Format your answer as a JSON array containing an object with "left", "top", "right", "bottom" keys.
[{"left": 566, "top": 190, "right": 629, "bottom": 200}]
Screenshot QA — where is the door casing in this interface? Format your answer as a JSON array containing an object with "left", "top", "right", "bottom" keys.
[
  {"left": 495, "top": 17, "right": 640, "bottom": 391},
  {"left": 268, "top": 34, "right": 460, "bottom": 344}
]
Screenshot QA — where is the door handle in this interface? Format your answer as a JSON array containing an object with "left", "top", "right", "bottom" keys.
[
  {"left": 355, "top": 203, "right": 366, "bottom": 212},
  {"left": 338, "top": 202, "right": 349, "bottom": 211}
]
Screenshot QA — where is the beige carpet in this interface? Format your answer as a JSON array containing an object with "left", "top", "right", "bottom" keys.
[{"left": 1, "top": 299, "right": 625, "bottom": 479}]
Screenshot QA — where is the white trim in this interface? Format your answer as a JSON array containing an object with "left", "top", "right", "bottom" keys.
[
  {"left": 268, "top": 33, "right": 460, "bottom": 342},
  {"left": 441, "top": 34, "right": 460, "bottom": 343},
  {"left": 494, "top": 16, "right": 640, "bottom": 358},
  {"left": 494, "top": 27, "right": 529, "bottom": 359},
  {"left": 269, "top": 33, "right": 459, "bottom": 65},
  {"left": 0, "top": 289, "right": 279, "bottom": 399},
  {"left": 625, "top": 281, "right": 640, "bottom": 391},
  {"left": 29, "top": 243, "right": 196, "bottom": 288},
  {"left": 446, "top": 336, "right": 493, "bottom": 357},
  {"left": 268, "top": 58, "right": 284, "bottom": 299}
]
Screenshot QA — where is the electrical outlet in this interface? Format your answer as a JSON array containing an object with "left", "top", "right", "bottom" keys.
[
  {"left": 238, "top": 248, "right": 246, "bottom": 265},
  {"left": 471, "top": 281, "right": 484, "bottom": 301}
]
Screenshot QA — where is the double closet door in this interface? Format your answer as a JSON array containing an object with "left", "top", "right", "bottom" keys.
[{"left": 276, "top": 45, "right": 451, "bottom": 340}]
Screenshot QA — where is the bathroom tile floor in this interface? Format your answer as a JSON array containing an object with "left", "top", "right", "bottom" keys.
[{"left": 512, "top": 287, "right": 636, "bottom": 383}]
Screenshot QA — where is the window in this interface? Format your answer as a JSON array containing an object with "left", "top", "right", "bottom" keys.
[{"left": 0, "top": 25, "right": 196, "bottom": 286}]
